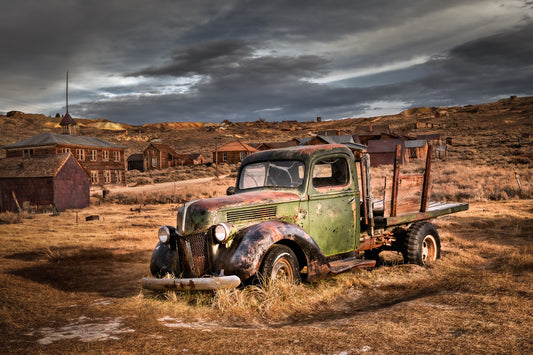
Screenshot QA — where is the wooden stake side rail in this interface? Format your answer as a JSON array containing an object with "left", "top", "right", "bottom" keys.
[{"left": 373, "top": 201, "right": 469, "bottom": 228}]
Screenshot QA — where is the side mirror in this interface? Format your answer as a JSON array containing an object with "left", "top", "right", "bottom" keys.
[{"left": 226, "top": 186, "right": 235, "bottom": 195}]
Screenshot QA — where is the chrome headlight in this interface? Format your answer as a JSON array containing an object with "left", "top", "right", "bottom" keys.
[
  {"left": 213, "top": 223, "right": 232, "bottom": 243},
  {"left": 158, "top": 226, "right": 171, "bottom": 244}
]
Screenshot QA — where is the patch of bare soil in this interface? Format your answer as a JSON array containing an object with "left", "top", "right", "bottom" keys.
[{"left": 0, "top": 200, "right": 531, "bottom": 354}]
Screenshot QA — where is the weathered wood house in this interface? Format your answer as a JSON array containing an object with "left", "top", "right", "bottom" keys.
[
  {"left": 302, "top": 135, "right": 367, "bottom": 153},
  {"left": 213, "top": 141, "right": 258, "bottom": 164},
  {"left": 252, "top": 141, "right": 299, "bottom": 151},
  {"left": 143, "top": 143, "right": 180, "bottom": 170},
  {"left": 143, "top": 143, "right": 206, "bottom": 170},
  {"left": 0, "top": 153, "right": 89, "bottom": 212},
  {"left": 367, "top": 139, "right": 406, "bottom": 167},
  {"left": 404, "top": 139, "right": 428, "bottom": 162},
  {"left": 2, "top": 114, "right": 126, "bottom": 186},
  {"left": 2, "top": 132, "right": 126, "bottom": 185},
  {"left": 353, "top": 125, "right": 391, "bottom": 144}
]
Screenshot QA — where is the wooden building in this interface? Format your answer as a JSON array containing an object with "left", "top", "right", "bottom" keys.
[
  {"left": 213, "top": 141, "right": 258, "bottom": 164},
  {"left": 0, "top": 153, "right": 89, "bottom": 212},
  {"left": 143, "top": 143, "right": 180, "bottom": 170},
  {"left": 301, "top": 135, "right": 367, "bottom": 153},
  {"left": 353, "top": 125, "right": 391, "bottom": 144},
  {"left": 367, "top": 139, "right": 406, "bottom": 167},
  {"left": 175, "top": 153, "right": 206, "bottom": 165},
  {"left": 252, "top": 141, "right": 299, "bottom": 151},
  {"left": 2, "top": 132, "right": 126, "bottom": 185},
  {"left": 404, "top": 139, "right": 428, "bottom": 162}
]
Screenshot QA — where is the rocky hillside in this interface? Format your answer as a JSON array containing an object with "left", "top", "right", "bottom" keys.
[{"left": 1, "top": 96, "right": 532, "bottom": 165}]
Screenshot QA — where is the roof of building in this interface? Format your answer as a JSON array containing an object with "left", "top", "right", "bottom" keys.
[
  {"left": 353, "top": 124, "right": 391, "bottom": 135},
  {"left": 0, "top": 153, "right": 87, "bottom": 178},
  {"left": 189, "top": 153, "right": 204, "bottom": 160},
  {"left": 367, "top": 139, "right": 405, "bottom": 153},
  {"left": 2, "top": 132, "right": 126, "bottom": 150},
  {"left": 59, "top": 112, "right": 77, "bottom": 126},
  {"left": 126, "top": 153, "right": 144, "bottom": 162},
  {"left": 145, "top": 143, "right": 179, "bottom": 156},
  {"left": 404, "top": 139, "right": 427, "bottom": 148},
  {"left": 216, "top": 141, "right": 259, "bottom": 152}
]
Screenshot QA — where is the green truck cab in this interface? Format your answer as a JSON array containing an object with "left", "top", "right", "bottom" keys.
[{"left": 142, "top": 144, "right": 468, "bottom": 291}]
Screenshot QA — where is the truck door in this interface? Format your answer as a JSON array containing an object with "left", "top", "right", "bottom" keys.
[{"left": 307, "top": 155, "right": 358, "bottom": 257}]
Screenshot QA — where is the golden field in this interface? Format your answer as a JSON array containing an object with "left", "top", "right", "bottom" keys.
[{"left": 0, "top": 96, "right": 532, "bottom": 353}]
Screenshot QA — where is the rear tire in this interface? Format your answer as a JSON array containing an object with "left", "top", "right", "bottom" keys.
[
  {"left": 260, "top": 244, "right": 300, "bottom": 284},
  {"left": 405, "top": 222, "right": 440, "bottom": 265}
]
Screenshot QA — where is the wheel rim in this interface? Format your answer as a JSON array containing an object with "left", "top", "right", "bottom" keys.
[
  {"left": 421, "top": 235, "right": 437, "bottom": 263},
  {"left": 271, "top": 253, "right": 294, "bottom": 282}
]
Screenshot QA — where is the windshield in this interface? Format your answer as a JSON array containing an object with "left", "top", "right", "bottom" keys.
[{"left": 239, "top": 160, "right": 305, "bottom": 190}]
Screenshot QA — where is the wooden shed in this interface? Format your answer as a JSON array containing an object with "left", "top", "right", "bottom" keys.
[
  {"left": 404, "top": 139, "right": 428, "bottom": 162},
  {"left": 175, "top": 153, "right": 206, "bottom": 165},
  {"left": 127, "top": 153, "right": 144, "bottom": 171},
  {"left": 0, "top": 153, "right": 90, "bottom": 212},
  {"left": 213, "top": 141, "right": 258, "bottom": 164}
]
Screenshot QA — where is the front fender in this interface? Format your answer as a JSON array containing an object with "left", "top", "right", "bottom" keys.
[{"left": 219, "top": 220, "right": 330, "bottom": 281}]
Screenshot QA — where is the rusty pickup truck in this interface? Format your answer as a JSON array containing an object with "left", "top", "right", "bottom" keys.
[{"left": 142, "top": 144, "right": 468, "bottom": 291}]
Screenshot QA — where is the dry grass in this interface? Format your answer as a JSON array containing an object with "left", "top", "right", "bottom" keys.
[
  {"left": 1, "top": 98, "right": 533, "bottom": 353},
  {"left": 0, "top": 198, "right": 532, "bottom": 354}
]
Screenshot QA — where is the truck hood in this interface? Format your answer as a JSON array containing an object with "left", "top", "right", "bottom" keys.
[{"left": 177, "top": 190, "right": 301, "bottom": 235}]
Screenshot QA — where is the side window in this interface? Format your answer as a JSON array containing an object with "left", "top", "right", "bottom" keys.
[{"left": 312, "top": 158, "right": 349, "bottom": 188}]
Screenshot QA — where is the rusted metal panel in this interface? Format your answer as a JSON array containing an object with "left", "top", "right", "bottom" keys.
[{"left": 217, "top": 220, "right": 331, "bottom": 282}]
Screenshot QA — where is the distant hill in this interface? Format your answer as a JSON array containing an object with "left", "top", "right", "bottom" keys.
[{"left": 1, "top": 96, "right": 532, "bottom": 161}]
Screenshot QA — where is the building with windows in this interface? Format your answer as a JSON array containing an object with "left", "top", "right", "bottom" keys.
[
  {"left": 2, "top": 116, "right": 126, "bottom": 185},
  {"left": 212, "top": 141, "right": 258, "bottom": 164}
]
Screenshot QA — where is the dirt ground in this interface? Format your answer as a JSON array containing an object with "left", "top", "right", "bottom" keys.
[{"left": 0, "top": 199, "right": 531, "bottom": 354}]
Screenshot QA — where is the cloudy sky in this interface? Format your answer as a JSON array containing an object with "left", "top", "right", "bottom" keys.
[{"left": 1, "top": 0, "right": 532, "bottom": 124}]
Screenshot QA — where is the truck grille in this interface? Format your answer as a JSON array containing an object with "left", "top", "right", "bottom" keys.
[
  {"left": 182, "top": 231, "right": 209, "bottom": 277},
  {"left": 226, "top": 206, "right": 277, "bottom": 224}
]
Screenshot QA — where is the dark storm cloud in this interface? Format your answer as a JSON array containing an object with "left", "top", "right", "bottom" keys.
[
  {"left": 72, "top": 22, "right": 533, "bottom": 123},
  {"left": 1, "top": 1, "right": 531, "bottom": 122},
  {"left": 131, "top": 39, "right": 328, "bottom": 80}
]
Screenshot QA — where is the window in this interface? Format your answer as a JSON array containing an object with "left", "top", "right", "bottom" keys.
[
  {"left": 102, "top": 150, "right": 109, "bottom": 161},
  {"left": 61, "top": 147, "right": 70, "bottom": 153},
  {"left": 116, "top": 170, "right": 122, "bottom": 183},
  {"left": 90, "top": 150, "right": 97, "bottom": 161},
  {"left": 240, "top": 152, "right": 245, "bottom": 161},
  {"left": 113, "top": 151, "right": 120, "bottom": 161},
  {"left": 239, "top": 161, "right": 305, "bottom": 190},
  {"left": 76, "top": 149, "right": 85, "bottom": 161},
  {"left": 312, "top": 158, "right": 349, "bottom": 188},
  {"left": 90, "top": 171, "right": 98, "bottom": 184},
  {"left": 104, "top": 170, "right": 111, "bottom": 183},
  {"left": 152, "top": 157, "right": 157, "bottom": 167},
  {"left": 223, "top": 152, "right": 228, "bottom": 162},
  {"left": 23, "top": 149, "right": 34, "bottom": 157}
]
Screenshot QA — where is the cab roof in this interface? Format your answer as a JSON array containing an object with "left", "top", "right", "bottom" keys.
[{"left": 241, "top": 144, "right": 354, "bottom": 166}]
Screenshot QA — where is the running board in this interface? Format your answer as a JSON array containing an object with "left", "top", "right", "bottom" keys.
[{"left": 329, "top": 258, "right": 376, "bottom": 274}]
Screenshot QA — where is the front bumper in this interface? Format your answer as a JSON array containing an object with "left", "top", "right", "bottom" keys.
[{"left": 141, "top": 275, "right": 241, "bottom": 291}]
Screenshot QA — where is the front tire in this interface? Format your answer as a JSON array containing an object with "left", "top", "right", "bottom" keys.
[
  {"left": 259, "top": 244, "right": 300, "bottom": 283},
  {"left": 405, "top": 222, "right": 441, "bottom": 265}
]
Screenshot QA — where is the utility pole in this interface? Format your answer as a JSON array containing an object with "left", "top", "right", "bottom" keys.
[{"left": 66, "top": 71, "right": 69, "bottom": 114}]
